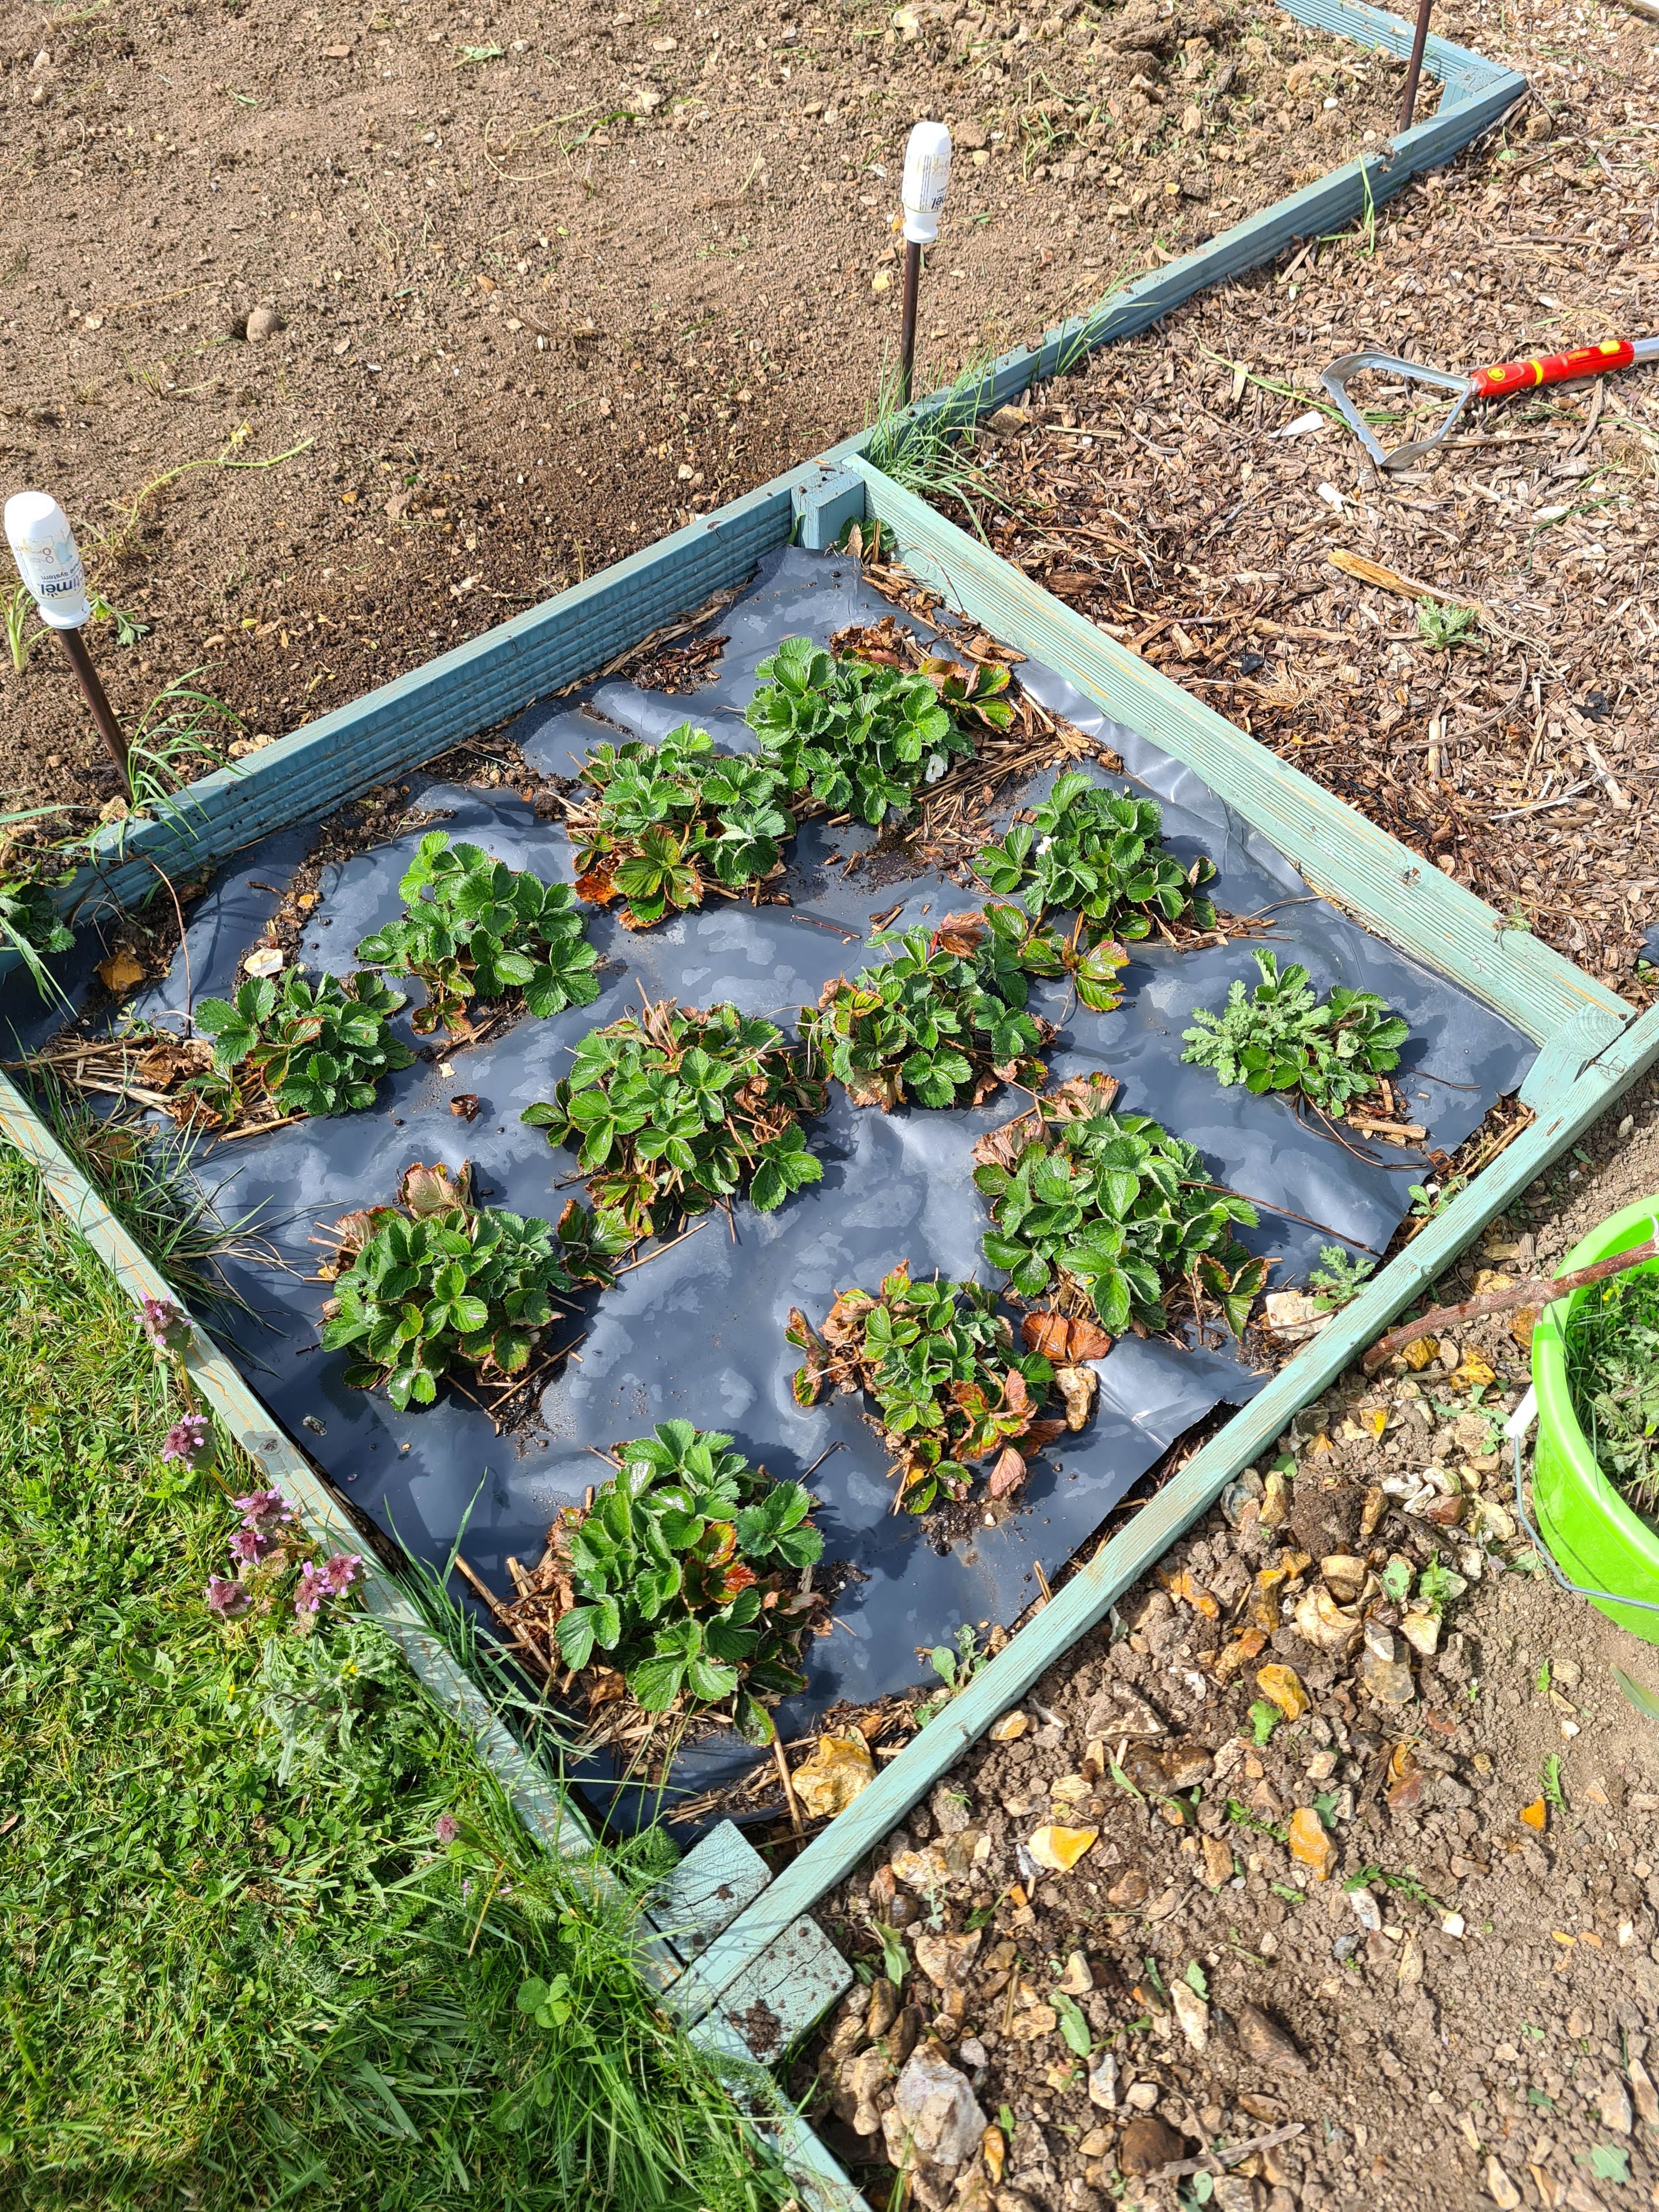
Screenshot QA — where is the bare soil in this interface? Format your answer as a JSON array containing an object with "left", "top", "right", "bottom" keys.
[
  {"left": 943, "top": 0, "right": 1659, "bottom": 991},
  {"left": 3, "top": 0, "right": 1428, "bottom": 817}
]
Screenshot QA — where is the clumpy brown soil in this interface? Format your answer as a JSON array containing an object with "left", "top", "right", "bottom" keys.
[
  {"left": 800, "top": 1070, "right": 1659, "bottom": 2212},
  {"left": 940, "top": 0, "right": 1658, "bottom": 990},
  {"left": 3, "top": 0, "right": 1430, "bottom": 813}
]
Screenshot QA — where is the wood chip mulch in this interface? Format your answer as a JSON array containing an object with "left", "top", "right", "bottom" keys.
[{"left": 945, "top": 4, "right": 1658, "bottom": 999}]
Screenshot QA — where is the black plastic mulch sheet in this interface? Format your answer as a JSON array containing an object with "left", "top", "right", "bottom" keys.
[{"left": 7, "top": 546, "right": 1536, "bottom": 1830}]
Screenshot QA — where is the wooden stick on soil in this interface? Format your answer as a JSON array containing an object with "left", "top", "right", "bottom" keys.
[
  {"left": 773, "top": 1735, "right": 805, "bottom": 1839},
  {"left": 1360, "top": 1234, "right": 1659, "bottom": 1374}
]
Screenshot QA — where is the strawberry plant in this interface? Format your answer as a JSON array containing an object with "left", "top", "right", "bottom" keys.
[
  {"left": 522, "top": 998, "right": 827, "bottom": 1240},
  {"left": 531, "top": 1420, "right": 824, "bottom": 1738},
  {"left": 354, "top": 831, "right": 599, "bottom": 1036},
  {"left": 972, "top": 770, "right": 1218, "bottom": 942},
  {"left": 972, "top": 1089, "right": 1267, "bottom": 1337},
  {"left": 744, "top": 635, "right": 982, "bottom": 826},
  {"left": 799, "top": 905, "right": 1069, "bottom": 1111},
  {"left": 788, "top": 1262, "right": 1090, "bottom": 1513},
  {"left": 321, "top": 1161, "right": 624, "bottom": 1410},
  {"left": 1181, "top": 948, "right": 1409, "bottom": 1119},
  {"left": 567, "top": 722, "right": 794, "bottom": 928},
  {"left": 186, "top": 967, "right": 414, "bottom": 1124}
]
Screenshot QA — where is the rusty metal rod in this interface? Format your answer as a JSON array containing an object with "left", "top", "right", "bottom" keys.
[
  {"left": 897, "top": 238, "right": 923, "bottom": 407},
  {"left": 1397, "top": 0, "right": 1435, "bottom": 134},
  {"left": 57, "top": 623, "right": 128, "bottom": 783}
]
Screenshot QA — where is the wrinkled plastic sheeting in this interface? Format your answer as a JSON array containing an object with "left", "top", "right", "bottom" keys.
[{"left": 29, "top": 544, "right": 1534, "bottom": 1830}]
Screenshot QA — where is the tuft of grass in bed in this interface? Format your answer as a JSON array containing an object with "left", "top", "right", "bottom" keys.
[
  {"left": 863, "top": 353, "right": 1010, "bottom": 538},
  {"left": 0, "top": 1149, "right": 788, "bottom": 2212}
]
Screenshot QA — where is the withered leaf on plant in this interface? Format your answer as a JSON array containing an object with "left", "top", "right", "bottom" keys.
[{"left": 787, "top": 1262, "right": 1083, "bottom": 1515}]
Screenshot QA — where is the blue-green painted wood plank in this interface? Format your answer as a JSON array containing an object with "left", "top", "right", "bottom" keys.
[
  {"left": 651, "top": 1820, "right": 774, "bottom": 1967},
  {"left": 849, "top": 461, "right": 1622, "bottom": 1043},
  {"left": 1519, "top": 1005, "right": 1629, "bottom": 1113},
  {"left": 672, "top": 996, "right": 1659, "bottom": 2022},
  {"left": 684, "top": 1914, "right": 855, "bottom": 2056}
]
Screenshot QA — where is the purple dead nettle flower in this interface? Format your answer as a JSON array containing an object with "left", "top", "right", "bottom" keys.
[
  {"left": 140, "top": 1294, "right": 191, "bottom": 1355},
  {"left": 228, "top": 1525, "right": 272, "bottom": 1566},
  {"left": 234, "top": 1487, "right": 296, "bottom": 1532},
  {"left": 162, "top": 1412, "right": 214, "bottom": 1469},
  {"left": 435, "top": 1813, "right": 459, "bottom": 1847},
  {"left": 206, "top": 1575, "right": 251, "bottom": 1619},
  {"left": 294, "top": 1552, "right": 363, "bottom": 1616}
]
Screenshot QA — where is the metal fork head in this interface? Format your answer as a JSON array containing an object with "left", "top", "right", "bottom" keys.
[{"left": 1320, "top": 348, "right": 1478, "bottom": 472}]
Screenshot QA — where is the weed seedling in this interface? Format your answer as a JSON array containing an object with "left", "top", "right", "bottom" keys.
[
  {"left": 801, "top": 904, "right": 1058, "bottom": 1111},
  {"left": 356, "top": 831, "right": 599, "bottom": 1036},
  {"left": 1310, "top": 1243, "right": 1376, "bottom": 1310},
  {"left": 566, "top": 722, "right": 794, "bottom": 928},
  {"left": 124, "top": 671, "right": 244, "bottom": 818},
  {"left": 544, "top": 1420, "right": 823, "bottom": 1740},
  {"left": 1181, "top": 948, "right": 1408, "bottom": 1120},
  {"left": 973, "top": 770, "right": 1218, "bottom": 944},
  {"left": 973, "top": 1089, "right": 1266, "bottom": 1336},
  {"left": 1416, "top": 599, "right": 1483, "bottom": 650},
  {"left": 188, "top": 967, "right": 414, "bottom": 1126},
  {"left": 523, "top": 997, "right": 825, "bottom": 1240},
  {"left": 788, "top": 1261, "right": 1079, "bottom": 1512},
  {"left": 914, "top": 1623, "right": 982, "bottom": 1726},
  {"left": 321, "top": 1161, "right": 623, "bottom": 1410}
]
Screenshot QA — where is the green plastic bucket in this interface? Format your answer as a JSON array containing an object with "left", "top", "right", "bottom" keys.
[{"left": 1530, "top": 1192, "right": 1659, "bottom": 1645}]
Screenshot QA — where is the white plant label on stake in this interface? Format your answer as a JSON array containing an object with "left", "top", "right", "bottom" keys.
[
  {"left": 901, "top": 120, "right": 952, "bottom": 244},
  {"left": 3, "top": 491, "right": 90, "bottom": 629}
]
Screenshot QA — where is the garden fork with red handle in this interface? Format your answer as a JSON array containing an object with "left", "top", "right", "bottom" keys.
[{"left": 1321, "top": 335, "right": 1659, "bottom": 471}]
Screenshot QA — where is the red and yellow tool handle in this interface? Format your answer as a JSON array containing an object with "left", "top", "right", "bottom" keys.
[{"left": 1473, "top": 339, "right": 1635, "bottom": 399}]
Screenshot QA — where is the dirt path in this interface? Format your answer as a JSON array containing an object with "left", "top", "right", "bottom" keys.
[{"left": 6, "top": 0, "right": 1425, "bottom": 816}]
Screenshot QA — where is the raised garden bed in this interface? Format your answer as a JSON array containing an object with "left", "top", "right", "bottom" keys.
[{"left": 1, "top": 535, "right": 1543, "bottom": 1831}]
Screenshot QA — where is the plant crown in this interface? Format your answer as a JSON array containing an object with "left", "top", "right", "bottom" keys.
[
  {"left": 973, "top": 1094, "right": 1266, "bottom": 1337},
  {"left": 543, "top": 1419, "right": 823, "bottom": 1735},
  {"left": 189, "top": 967, "right": 414, "bottom": 1122},
  {"left": 800, "top": 904, "right": 1071, "bottom": 1112},
  {"left": 524, "top": 998, "right": 825, "bottom": 1240},
  {"left": 1181, "top": 948, "right": 1408, "bottom": 1118},
  {"left": 322, "top": 1162, "right": 622, "bottom": 1410},
  {"left": 744, "top": 635, "right": 978, "bottom": 826},
  {"left": 788, "top": 1262, "right": 1082, "bottom": 1513},
  {"left": 973, "top": 769, "right": 1218, "bottom": 941},
  {"left": 355, "top": 832, "right": 599, "bottom": 1035},
  {"left": 570, "top": 723, "right": 794, "bottom": 928}
]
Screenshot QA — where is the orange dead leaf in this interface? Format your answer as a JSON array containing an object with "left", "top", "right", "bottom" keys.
[
  {"left": 987, "top": 1448, "right": 1027, "bottom": 1499},
  {"left": 573, "top": 864, "right": 619, "bottom": 906},
  {"left": 1519, "top": 1798, "right": 1548, "bottom": 1832}
]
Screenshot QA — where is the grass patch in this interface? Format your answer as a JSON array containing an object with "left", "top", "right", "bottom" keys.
[{"left": 0, "top": 1149, "right": 787, "bottom": 2211}]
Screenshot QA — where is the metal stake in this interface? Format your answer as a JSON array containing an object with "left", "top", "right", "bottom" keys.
[
  {"left": 897, "top": 239, "right": 923, "bottom": 407},
  {"left": 58, "top": 623, "right": 128, "bottom": 783},
  {"left": 1397, "top": 0, "right": 1434, "bottom": 133}
]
